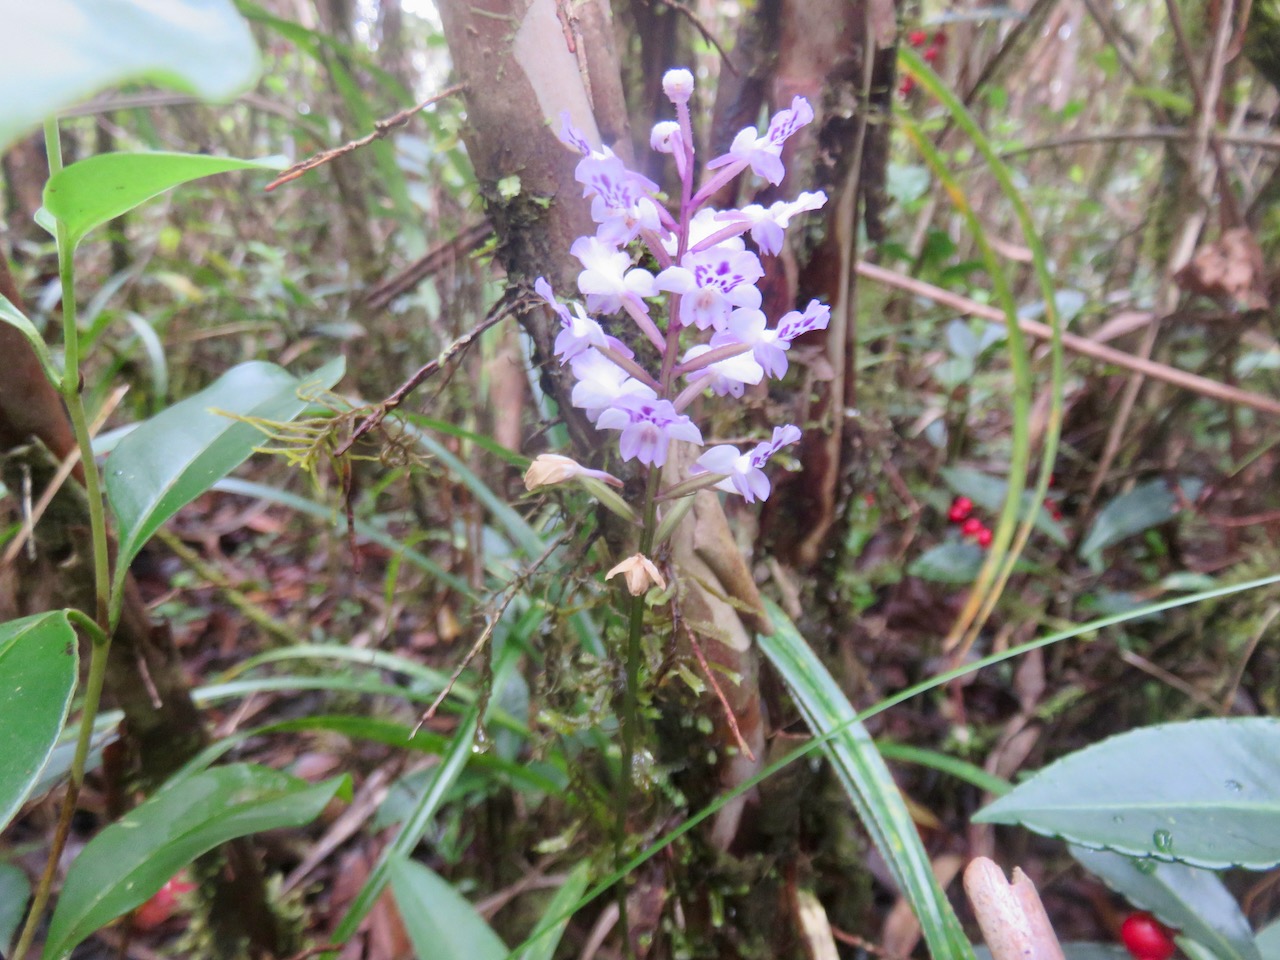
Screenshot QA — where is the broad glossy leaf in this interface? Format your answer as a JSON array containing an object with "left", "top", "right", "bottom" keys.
[
  {"left": 42, "top": 764, "right": 346, "bottom": 960},
  {"left": 1071, "top": 846, "right": 1260, "bottom": 960},
  {"left": 389, "top": 857, "right": 508, "bottom": 960},
  {"left": 759, "top": 601, "right": 974, "bottom": 960},
  {"left": 106, "top": 357, "right": 344, "bottom": 571},
  {"left": 1078, "top": 479, "right": 1201, "bottom": 561},
  {"left": 975, "top": 718, "right": 1280, "bottom": 868},
  {"left": 44, "top": 152, "right": 284, "bottom": 249},
  {"left": 0, "top": 612, "right": 78, "bottom": 833},
  {"left": 2, "top": 0, "right": 259, "bottom": 153},
  {"left": 976, "top": 945, "right": 1128, "bottom": 960},
  {"left": 0, "top": 861, "right": 31, "bottom": 953},
  {"left": 1256, "top": 920, "right": 1280, "bottom": 960}
]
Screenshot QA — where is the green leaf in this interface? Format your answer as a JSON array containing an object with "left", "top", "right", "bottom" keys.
[
  {"left": 1, "top": 0, "right": 260, "bottom": 153},
  {"left": 0, "top": 612, "right": 78, "bottom": 833},
  {"left": 330, "top": 647, "right": 526, "bottom": 944},
  {"left": 44, "top": 152, "right": 285, "bottom": 250},
  {"left": 42, "top": 764, "right": 346, "bottom": 960},
  {"left": 0, "top": 294, "right": 59, "bottom": 387},
  {"left": 758, "top": 601, "right": 974, "bottom": 960},
  {"left": 0, "top": 861, "right": 31, "bottom": 954},
  {"left": 974, "top": 718, "right": 1280, "bottom": 869},
  {"left": 389, "top": 857, "right": 508, "bottom": 960},
  {"left": 1129, "top": 86, "right": 1194, "bottom": 115},
  {"left": 512, "top": 862, "right": 590, "bottom": 960},
  {"left": 1078, "top": 479, "right": 1197, "bottom": 561},
  {"left": 977, "top": 946, "right": 1128, "bottom": 960},
  {"left": 106, "top": 357, "right": 344, "bottom": 572},
  {"left": 1257, "top": 919, "right": 1280, "bottom": 960},
  {"left": 908, "top": 540, "right": 985, "bottom": 583},
  {"left": 1071, "top": 847, "right": 1261, "bottom": 960}
]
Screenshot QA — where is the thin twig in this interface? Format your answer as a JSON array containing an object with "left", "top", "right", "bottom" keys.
[
  {"left": 991, "top": 126, "right": 1280, "bottom": 162},
  {"left": 264, "top": 83, "right": 466, "bottom": 192},
  {"left": 413, "top": 534, "right": 566, "bottom": 732},
  {"left": 680, "top": 620, "right": 756, "bottom": 762},
  {"left": 1219, "top": 602, "right": 1279, "bottom": 715},
  {"left": 362, "top": 221, "right": 492, "bottom": 312},
  {"left": 854, "top": 260, "right": 1280, "bottom": 418},
  {"left": 651, "top": 0, "right": 740, "bottom": 76},
  {"left": 2, "top": 385, "right": 126, "bottom": 567},
  {"left": 337, "top": 292, "right": 523, "bottom": 456},
  {"left": 1078, "top": 0, "right": 1157, "bottom": 104}
]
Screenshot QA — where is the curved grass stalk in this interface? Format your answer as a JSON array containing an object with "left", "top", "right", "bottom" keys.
[
  {"left": 759, "top": 601, "right": 974, "bottom": 959},
  {"left": 899, "top": 48, "right": 1066, "bottom": 654},
  {"left": 896, "top": 110, "right": 1033, "bottom": 656}
]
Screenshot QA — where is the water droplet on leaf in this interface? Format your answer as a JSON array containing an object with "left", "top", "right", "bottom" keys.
[
  {"left": 1152, "top": 829, "right": 1174, "bottom": 853},
  {"left": 1225, "top": 779, "right": 1243, "bottom": 793}
]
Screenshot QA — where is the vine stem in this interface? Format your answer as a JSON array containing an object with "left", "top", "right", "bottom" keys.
[{"left": 12, "top": 119, "right": 119, "bottom": 960}]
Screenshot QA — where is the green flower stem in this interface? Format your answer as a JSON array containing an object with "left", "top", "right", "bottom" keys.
[
  {"left": 614, "top": 462, "right": 661, "bottom": 957},
  {"left": 14, "top": 120, "right": 120, "bottom": 960}
]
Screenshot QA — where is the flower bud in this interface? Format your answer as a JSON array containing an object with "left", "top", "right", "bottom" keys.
[
  {"left": 650, "top": 120, "right": 681, "bottom": 154},
  {"left": 662, "top": 68, "right": 694, "bottom": 104},
  {"left": 523, "top": 453, "right": 621, "bottom": 491},
  {"left": 606, "top": 553, "right": 667, "bottom": 596}
]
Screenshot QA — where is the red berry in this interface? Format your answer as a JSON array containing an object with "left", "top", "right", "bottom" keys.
[
  {"left": 932, "top": 30, "right": 948, "bottom": 47},
  {"left": 899, "top": 76, "right": 915, "bottom": 96},
  {"left": 908, "top": 30, "right": 928, "bottom": 46},
  {"left": 923, "top": 46, "right": 939, "bottom": 63},
  {"left": 975, "top": 527, "right": 993, "bottom": 547},
  {"left": 960, "top": 517, "right": 983, "bottom": 537},
  {"left": 1120, "top": 912, "right": 1176, "bottom": 960},
  {"left": 948, "top": 496, "right": 974, "bottom": 523},
  {"left": 134, "top": 874, "right": 196, "bottom": 931}
]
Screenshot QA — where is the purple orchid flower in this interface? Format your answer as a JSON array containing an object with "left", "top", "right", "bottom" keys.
[
  {"left": 691, "top": 424, "right": 802, "bottom": 502},
  {"left": 569, "top": 349, "right": 657, "bottom": 424},
  {"left": 655, "top": 246, "right": 764, "bottom": 331},
  {"left": 712, "top": 191, "right": 828, "bottom": 256},
  {"left": 536, "top": 277, "right": 632, "bottom": 364},
  {"left": 596, "top": 395, "right": 703, "bottom": 467}
]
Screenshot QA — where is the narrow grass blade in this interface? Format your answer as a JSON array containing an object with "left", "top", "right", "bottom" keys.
[{"left": 758, "top": 601, "right": 973, "bottom": 960}]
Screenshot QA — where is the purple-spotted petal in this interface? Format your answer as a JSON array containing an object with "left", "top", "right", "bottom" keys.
[
  {"left": 777, "top": 299, "right": 831, "bottom": 341},
  {"left": 597, "top": 396, "right": 703, "bottom": 467}
]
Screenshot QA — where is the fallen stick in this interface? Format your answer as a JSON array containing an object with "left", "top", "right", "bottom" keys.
[{"left": 855, "top": 260, "right": 1280, "bottom": 419}]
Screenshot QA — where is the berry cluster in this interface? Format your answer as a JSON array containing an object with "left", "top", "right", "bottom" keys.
[
  {"left": 947, "top": 495, "right": 992, "bottom": 548},
  {"left": 900, "top": 28, "right": 947, "bottom": 96},
  {"left": 1120, "top": 911, "right": 1177, "bottom": 960}
]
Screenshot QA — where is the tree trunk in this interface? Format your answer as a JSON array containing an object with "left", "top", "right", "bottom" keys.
[{"left": 436, "top": 1, "right": 783, "bottom": 951}]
